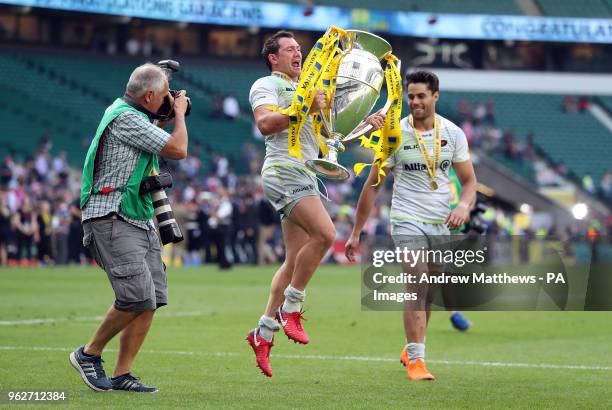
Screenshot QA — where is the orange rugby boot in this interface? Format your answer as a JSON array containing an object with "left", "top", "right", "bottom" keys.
[{"left": 407, "top": 359, "right": 435, "bottom": 381}]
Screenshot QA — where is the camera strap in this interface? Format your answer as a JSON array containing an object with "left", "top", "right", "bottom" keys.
[
  {"left": 156, "top": 156, "right": 172, "bottom": 176},
  {"left": 120, "top": 96, "right": 174, "bottom": 177}
]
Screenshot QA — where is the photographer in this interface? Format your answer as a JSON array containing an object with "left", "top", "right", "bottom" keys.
[{"left": 70, "top": 63, "right": 188, "bottom": 393}]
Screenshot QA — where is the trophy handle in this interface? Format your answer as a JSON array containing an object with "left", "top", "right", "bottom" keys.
[
  {"left": 341, "top": 98, "right": 390, "bottom": 143},
  {"left": 341, "top": 59, "right": 401, "bottom": 143}
]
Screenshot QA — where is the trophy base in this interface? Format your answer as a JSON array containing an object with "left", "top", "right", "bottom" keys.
[{"left": 305, "top": 159, "right": 351, "bottom": 181}]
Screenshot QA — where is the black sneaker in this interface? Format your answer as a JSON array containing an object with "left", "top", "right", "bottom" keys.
[
  {"left": 111, "top": 373, "right": 158, "bottom": 393},
  {"left": 69, "top": 346, "right": 112, "bottom": 392}
]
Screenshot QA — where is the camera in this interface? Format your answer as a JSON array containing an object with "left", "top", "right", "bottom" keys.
[
  {"left": 140, "top": 173, "right": 184, "bottom": 245},
  {"left": 156, "top": 59, "right": 191, "bottom": 120},
  {"left": 139, "top": 173, "right": 173, "bottom": 196},
  {"left": 462, "top": 201, "right": 488, "bottom": 235}
]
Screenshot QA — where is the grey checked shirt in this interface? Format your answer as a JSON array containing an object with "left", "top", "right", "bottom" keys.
[{"left": 82, "top": 110, "right": 170, "bottom": 230}]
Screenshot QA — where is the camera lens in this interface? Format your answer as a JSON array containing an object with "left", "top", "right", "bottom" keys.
[{"left": 152, "top": 190, "right": 184, "bottom": 244}]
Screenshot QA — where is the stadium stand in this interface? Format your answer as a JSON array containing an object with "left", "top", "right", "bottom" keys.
[
  {"left": 2, "top": 48, "right": 611, "bottom": 186},
  {"left": 536, "top": 0, "right": 612, "bottom": 18},
  {"left": 0, "top": 50, "right": 261, "bottom": 170},
  {"left": 438, "top": 91, "right": 612, "bottom": 186},
  {"left": 487, "top": 152, "right": 536, "bottom": 184},
  {"left": 264, "top": 0, "right": 524, "bottom": 14},
  {"left": 179, "top": 64, "right": 267, "bottom": 110}
]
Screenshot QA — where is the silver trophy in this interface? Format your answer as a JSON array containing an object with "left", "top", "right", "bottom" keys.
[{"left": 305, "top": 30, "right": 394, "bottom": 180}]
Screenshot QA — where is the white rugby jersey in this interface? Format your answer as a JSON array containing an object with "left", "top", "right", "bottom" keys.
[
  {"left": 249, "top": 74, "right": 319, "bottom": 171},
  {"left": 385, "top": 114, "right": 470, "bottom": 224}
]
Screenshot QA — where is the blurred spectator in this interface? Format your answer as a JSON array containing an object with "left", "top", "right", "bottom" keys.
[
  {"left": 212, "top": 153, "right": 230, "bottom": 183},
  {"left": 524, "top": 131, "right": 537, "bottom": 161},
  {"left": 225, "top": 168, "right": 237, "bottom": 192},
  {"left": 485, "top": 99, "right": 496, "bottom": 125},
  {"left": 480, "top": 126, "right": 501, "bottom": 152},
  {"left": 587, "top": 219, "right": 602, "bottom": 242},
  {"left": 11, "top": 196, "right": 38, "bottom": 266},
  {"left": 555, "top": 161, "right": 567, "bottom": 176},
  {"left": 210, "top": 94, "right": 224, "bottom": 118},
  {"left": 182, "top": 185, "right": 196, "bottom": 202},
  {"left": 52, "top": 202, "right": 71, "bottom": 265},
  {"left": 600, "top": 170, "right": 612, "bottom": 200},
  {"left": 460, "top": 118, "right": 475, "bottom": 147},
  {"left": 38, "top": 134, "right": 52, "bottom": 152},
  {"left": 52, "top": 151, "right": 68, "bottom": 177},
  {"left": 34, "top": 149, "right": 50, "bottom": 181},
  {"left": 184, "top": 200, "right": 207, "bottom": 266},
  {"left": 232, "top": 195, "right": 258, "bottom": 264},
  {"left": 577, "top": 96, "right": 589, "bottom": 113},
  {"left": 179, "top": 153, "right": 201, "bottom": 182},
  {"left": 142, "top": 35, "right": 154, "bottom": 57},
  {"left": 563, "top": 96, "right": 578, "bottom": 113},
  {"left": 241, "top": 142, "right": 262, "bottom": 174},
  {"left": 68, "top": 199, "right": 87, "bottom": 264},
  {"left": 37, "top": 200, "right": 53, "bottom": 265},
  {"left": 126, "top": 37, "right": 140, "bottom": 56},
  {"left": 208, "top": 189, "right": 233, "bottom": 270},
  {"left": 534, "top": 160, "right": 561, "bottom": 187},
  {"left": 106, "top": 39, "right": 118, "bottom": 55},
  {"left": 474, "top": 101, "right": 486, "bottom": 123},
  {"left": 0, "top": 190, "right": 10, "bottom": 265},
  {"left": 257, "top": 196, "right": 280, "bottom": 265},
  {"left": 1, "top": 154, "right": 13, "bottom": 185},
  {"left": 502, "top": 129, "right": 522, "bottom": 161},
  {"left": 582, "top": 174, "right": 595, "bottom": 194},
  {"left": 223, "top": 94, "right": 240, "bottom": 120},
  {"left": 457, "top": 99, "right": 471, "bottom": 119}
]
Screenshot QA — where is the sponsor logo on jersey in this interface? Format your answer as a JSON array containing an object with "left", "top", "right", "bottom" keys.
[
  {"left": 404, "top": 140, "right": 449, "bottom": 151},
  {"left": 403, "top": 161, "right": 451, "bottom": 172},
  {"left": 403, "top": 163, "right": 429, "bottom": 171}
]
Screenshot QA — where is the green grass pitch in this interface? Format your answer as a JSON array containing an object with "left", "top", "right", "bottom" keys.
[{"left": 1, "top": 266, "right": 611, "bottom": 409}]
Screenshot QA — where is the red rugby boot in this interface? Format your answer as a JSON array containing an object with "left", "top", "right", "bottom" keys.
[
  {"left": 276, "top": 307, "right": 309, "bottom": 344},
  {"left": 246, "top": 328, "right": 274, "bottom": 377}
]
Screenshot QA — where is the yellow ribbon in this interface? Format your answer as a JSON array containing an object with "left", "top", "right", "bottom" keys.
[
  {"left": 312, "top": 50, "right": 344, "bottom": 156},
  {"left": 409, "top": 114, "right": 441, "bottom": 189},
  {"left": 269, "top": 26, "right": 346, "bottom": 160},
  {"left": 354, "top": 54, "right": 403, "bottom": 186}
]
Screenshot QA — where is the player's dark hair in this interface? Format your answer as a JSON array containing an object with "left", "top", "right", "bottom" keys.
[
  {"left": 262, "top": 30, "right": 295, "bottom": 71},
  {"left": 406, "top": 70, "right": 439, "bottom": 93}
]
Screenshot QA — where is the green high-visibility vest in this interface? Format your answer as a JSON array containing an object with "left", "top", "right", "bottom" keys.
[{"left": 80, "top": 98, "right": 159, "bottom": 220}]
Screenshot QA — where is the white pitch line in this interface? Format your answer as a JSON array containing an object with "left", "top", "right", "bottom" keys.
[
  {"left": 0, "top": 311, "right": 208, "bottom": 326},
  {"left": 0, "top": 345, "right": 610, "bottom": 371}
]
